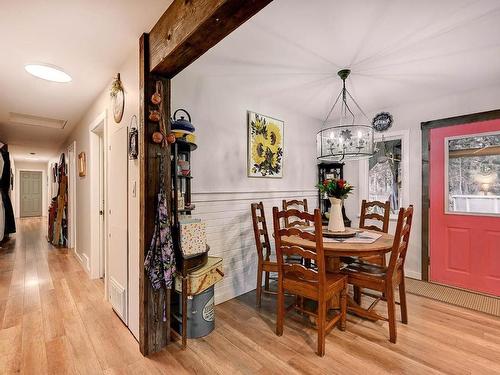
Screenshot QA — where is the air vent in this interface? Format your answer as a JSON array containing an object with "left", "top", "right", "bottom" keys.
[
  {"left": 9, "top": 112, "right": 67, "bottom": 129},
  {"left": 109, "top": 277, "right": 127, "bottom": 323}
]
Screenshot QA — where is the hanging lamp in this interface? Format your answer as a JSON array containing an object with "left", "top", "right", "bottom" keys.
[{"left": 317, "top": 69, "right": 374, "bottom": 161}]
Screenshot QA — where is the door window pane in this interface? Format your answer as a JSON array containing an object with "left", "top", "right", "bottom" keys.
[
  {"left": 368, "top": 139, "right": 402, "bottom": 214},
  {"left": 447, "top": 132, "right": 500, "bottom": 215}
]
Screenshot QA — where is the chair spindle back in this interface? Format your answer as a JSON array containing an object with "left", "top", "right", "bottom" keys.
[
  {"left": 387, "top": 205, "right": 414, "bottom": 279},
  {"left": 282, "top": 199, "right": 310, "bottom": 227},
  {"left": 251, "top": 202, "right": 272, "bottom": 263},
  {"left": 273, "top": 207, "right": 325, "bottom": 286},
  {"left": 359, "top": 200, "right": 391, "bottom": 233}
]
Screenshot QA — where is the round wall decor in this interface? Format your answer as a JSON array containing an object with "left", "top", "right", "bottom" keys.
[
  {"left": 372, "top": 112, "right": 393, "bottom": 132},
  {"left": 110, "top": 73, "right": 124, "bottom": 123}
]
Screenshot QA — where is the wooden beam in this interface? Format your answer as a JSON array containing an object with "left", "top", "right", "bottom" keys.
[
  {"left": 449, "top": 145, "right": 500, "bottom": 158},
  {"left": 149, "top": 0, "right": 273, "bottom": 76},
  {"left": 139, "top": 33, "right": 172, "bottom": 355}
]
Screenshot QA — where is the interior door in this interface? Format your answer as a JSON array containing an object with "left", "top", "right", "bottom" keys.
[
  {"left": 108, "top": 125, "right": 128, "bottom": 323},
  {"left": 429, "top": 119, "right": 500, "bottom": 296},
  {"left": 20, "top": 171, "right": 42, "bottom": 217}
]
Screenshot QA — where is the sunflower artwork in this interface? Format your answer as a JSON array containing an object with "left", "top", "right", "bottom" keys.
[{"left": 247, "top": 111, "right": 284, "bottom": 178}]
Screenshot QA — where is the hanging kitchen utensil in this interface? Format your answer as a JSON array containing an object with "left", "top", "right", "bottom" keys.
[
  {"left": 170, "top": 109, "right": 195, "bottom": 135},
  {"left": 149, "top": 110, "right": 161, "bottom": 122},
  {"left": 151, "top": 81, "right": 162, "bottom": 105},
  {"left": 152, "top": 131, "right": 164, "bottom": 144},
  {"left": 166, "top": 133, "right": 176, "bottom": 144}
]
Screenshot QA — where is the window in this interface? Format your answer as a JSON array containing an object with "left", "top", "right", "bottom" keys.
[
  {"left": 445, "top": 132, "right": 500, "bottom": 215},
  {"left": 359, "top": 130, "right": 409, "bottom": 217}
]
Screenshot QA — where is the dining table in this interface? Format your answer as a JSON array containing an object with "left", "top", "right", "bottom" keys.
[{"left": 280, "top": 228, "right": 394, "bottom": 320}]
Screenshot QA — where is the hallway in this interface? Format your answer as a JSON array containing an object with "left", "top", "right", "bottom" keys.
[{"left": 0, "top": 218, "right": 146, "bottom": 374}]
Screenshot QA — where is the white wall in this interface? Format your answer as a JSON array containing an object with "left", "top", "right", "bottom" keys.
[
  {"left": 172, "top": 65, "right": 322, "bottom": 304},
  {"left": 58, "top": 49, "right": 140, "bottom": 339},
  {"left": 12, "top": 160, "right": 49, "bottom": 218},
  {"left": 342, "top": 84, "right": 500, "bottom": 280}
]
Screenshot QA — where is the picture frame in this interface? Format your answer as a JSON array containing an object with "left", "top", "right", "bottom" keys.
[
  {"left": 78, "top": 152, "right": 86, "bottom": 177},
  {"left": 247, "top": 111, "right": 284, "bottom": 178}
]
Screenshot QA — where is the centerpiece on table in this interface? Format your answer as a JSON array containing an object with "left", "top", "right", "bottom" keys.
[{"left": 316, "top": 178, "right": 353, "bottom": 232}]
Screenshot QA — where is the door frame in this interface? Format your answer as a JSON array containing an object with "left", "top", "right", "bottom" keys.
[
  {"left": 67, "top": 141, "right": 77, "bottom": 249},
  {"left": 421, "top": 108, "right": 500, "bottom": 281},
  {"left": 89, "top": 111, "right": 108, "bottom": 290},
  {"left": 19, "top": 170, "right": 43, "bottom": 217}
]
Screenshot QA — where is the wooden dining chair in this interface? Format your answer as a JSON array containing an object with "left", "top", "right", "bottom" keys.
[
  {"left": 273, "top": 207, "right": 347, "bottom": 357},
  {"left": 359, "top": 199, "right": 391, "bottom": 234},
  {"left": 342, "top": 205, "right": 414, "bottom": 344},
  {"left": 359, "top": 200, "right": 391, "bottom": 265},
  {"left": 282, "top": 199, "right": 309, "bottom": 227},
  {"left": 251, "top": 202, "right": 278, "bottom": 307},
  {"left": 352, "top": 200, "right": 391, "bottom": 302}
]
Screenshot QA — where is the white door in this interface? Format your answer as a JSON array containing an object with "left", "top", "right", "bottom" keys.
[
  {"left": 20, "top": 171, "right": 42, "bottom": 217},
  {"left": 108, "top": 126, "right": 128, "bottom": 323}
]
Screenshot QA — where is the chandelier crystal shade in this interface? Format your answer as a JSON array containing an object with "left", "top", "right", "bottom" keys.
[{"left": 317, "top": 69, "right": 374, "bottom": 161}]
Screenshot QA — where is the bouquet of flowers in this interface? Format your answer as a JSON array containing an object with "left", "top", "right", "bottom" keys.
[{"left": 317, "top": 178, "right": 353, "bottom": 199}]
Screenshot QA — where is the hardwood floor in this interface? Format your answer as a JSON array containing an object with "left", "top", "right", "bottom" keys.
[{"left": 1, "top": 218, "right": 500, "bottom": 374}]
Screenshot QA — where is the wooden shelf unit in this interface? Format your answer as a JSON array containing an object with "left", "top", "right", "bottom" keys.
[{"left": 171, "top": 140, "right": 209, "bottom": 349}]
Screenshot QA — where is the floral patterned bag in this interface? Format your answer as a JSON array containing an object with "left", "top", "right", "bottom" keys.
[
  {"left": 144, "top": 155, "right": 176, "bottom": 295},
  {"left": 144, "top": 192, "right": 176, "bottom": 291}
]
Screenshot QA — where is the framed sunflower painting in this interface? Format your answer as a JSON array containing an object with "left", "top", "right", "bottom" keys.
[{"left": 247, "top": 111, "right": 284, "bottom": 178}]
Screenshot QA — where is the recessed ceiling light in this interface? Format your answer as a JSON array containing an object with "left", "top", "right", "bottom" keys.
[{"left": 25, "top": 63, "right": 72, "bottom": 83}]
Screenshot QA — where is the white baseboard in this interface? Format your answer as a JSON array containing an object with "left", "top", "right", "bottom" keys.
[
  {"left": 73, "top": 249, "right": 90, "bottom": 274},
  {"left": 405, "top": 269, "right": 422, "bottom": 280}
]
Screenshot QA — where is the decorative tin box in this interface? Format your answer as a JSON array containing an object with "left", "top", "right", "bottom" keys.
[
  {"left": 179, "top": 219, "right": 207, "bottom": 257},
  {"left": 175, "top": 257, "right": 224, "bottom": 295}
]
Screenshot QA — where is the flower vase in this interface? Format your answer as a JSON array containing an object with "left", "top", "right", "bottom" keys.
[{"left": 328, "top": 197, "right": 345, "bottom": 232}]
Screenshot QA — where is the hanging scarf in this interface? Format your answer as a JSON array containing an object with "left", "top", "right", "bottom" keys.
[{"left": 144, "top": 155, "right": 176, "bottom": 297}]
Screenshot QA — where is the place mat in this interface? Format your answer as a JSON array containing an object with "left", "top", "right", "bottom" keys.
[
  {"left": 323, "top": 231, "right": 382, "bottom": 244},
  {"left": 300, "top": 227, "right": 382, "bottom": 244}
]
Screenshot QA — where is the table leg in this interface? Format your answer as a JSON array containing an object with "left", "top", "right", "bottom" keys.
[{"left": 326, "top": 256, "right": 341, "bottom": 309}]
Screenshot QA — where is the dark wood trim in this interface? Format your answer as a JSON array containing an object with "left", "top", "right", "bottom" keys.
[
  {"left": 149, "top": 0, "right": 273, "bottom": 76},
  {"left": 139, "top": 33, "right": 173, "bottom": 355},
  {"left": 420, "top": 109, "right": 500, "bottom": 281}
]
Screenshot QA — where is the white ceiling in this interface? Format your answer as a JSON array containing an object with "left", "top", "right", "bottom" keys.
[
  {"left": 3, "top": 0, "right": 500, "bottom": 163},
  {"left": 0, "top": 0, "right": 171, "bottom": 162},
  {"left": 183, "top": 0, "right": 500, "bottom": 123}
]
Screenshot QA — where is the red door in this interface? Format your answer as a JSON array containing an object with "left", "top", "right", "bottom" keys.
[{"left": 429, "top": 119, "right": 500, "bottom": 296}]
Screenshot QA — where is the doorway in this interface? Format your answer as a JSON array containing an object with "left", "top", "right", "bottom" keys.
[
  {"left": 422, "top": 110, "right": 500, "bottom": 296},
  {"left": 20, "top": 171, "right": 42, "bottom": 217},
  {"left": 90, "top": 114, "right": 106, "bottom": 280}
]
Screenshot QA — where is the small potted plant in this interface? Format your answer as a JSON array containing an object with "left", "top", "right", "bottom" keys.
[{"left": 317, "top": 178, "right": 353, "bottom": 232}]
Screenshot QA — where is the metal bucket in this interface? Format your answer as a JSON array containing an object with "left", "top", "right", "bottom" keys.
[{"left": 178, "top": 285, "right": 215, "bottom": 339}]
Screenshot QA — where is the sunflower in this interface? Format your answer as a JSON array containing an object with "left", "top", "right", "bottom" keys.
[
  {"left": 270, "top": 151, "right": 279, "bottom": 168},
  {"left": 266, "top": 122, "right": 282, "bottom": 152},
  {"left": 251, "top": 134, "right": 267, "bottom": 164}
]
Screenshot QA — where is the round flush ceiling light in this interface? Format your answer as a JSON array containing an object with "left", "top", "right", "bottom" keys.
[{"left": 25, "top": 63, "right": 72, "bottom": 83}]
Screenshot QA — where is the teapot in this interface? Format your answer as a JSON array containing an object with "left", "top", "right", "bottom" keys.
[{"left": 170, "top": 109, "right": 195, "bottom": 134}]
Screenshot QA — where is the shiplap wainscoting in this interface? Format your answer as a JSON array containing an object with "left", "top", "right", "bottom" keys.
[{"left": 191, "top": 190, "right": 317, "bottom": 304}]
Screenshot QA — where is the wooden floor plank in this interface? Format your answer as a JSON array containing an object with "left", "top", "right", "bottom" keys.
[{"left": 1, "top": 217, "right": 499, "bottom": 375}]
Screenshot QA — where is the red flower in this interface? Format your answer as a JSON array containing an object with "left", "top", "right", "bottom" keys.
[
  {"left": 323, "top": 179, "right": 329, "bottom": 186},
  {"left": 337, "top": 179, "right": 345, "bottom": 188}
]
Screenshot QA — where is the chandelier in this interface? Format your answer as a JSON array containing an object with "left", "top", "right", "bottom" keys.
[{"left": 317, "top": 69, "right": 374, "bottom": 161}]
